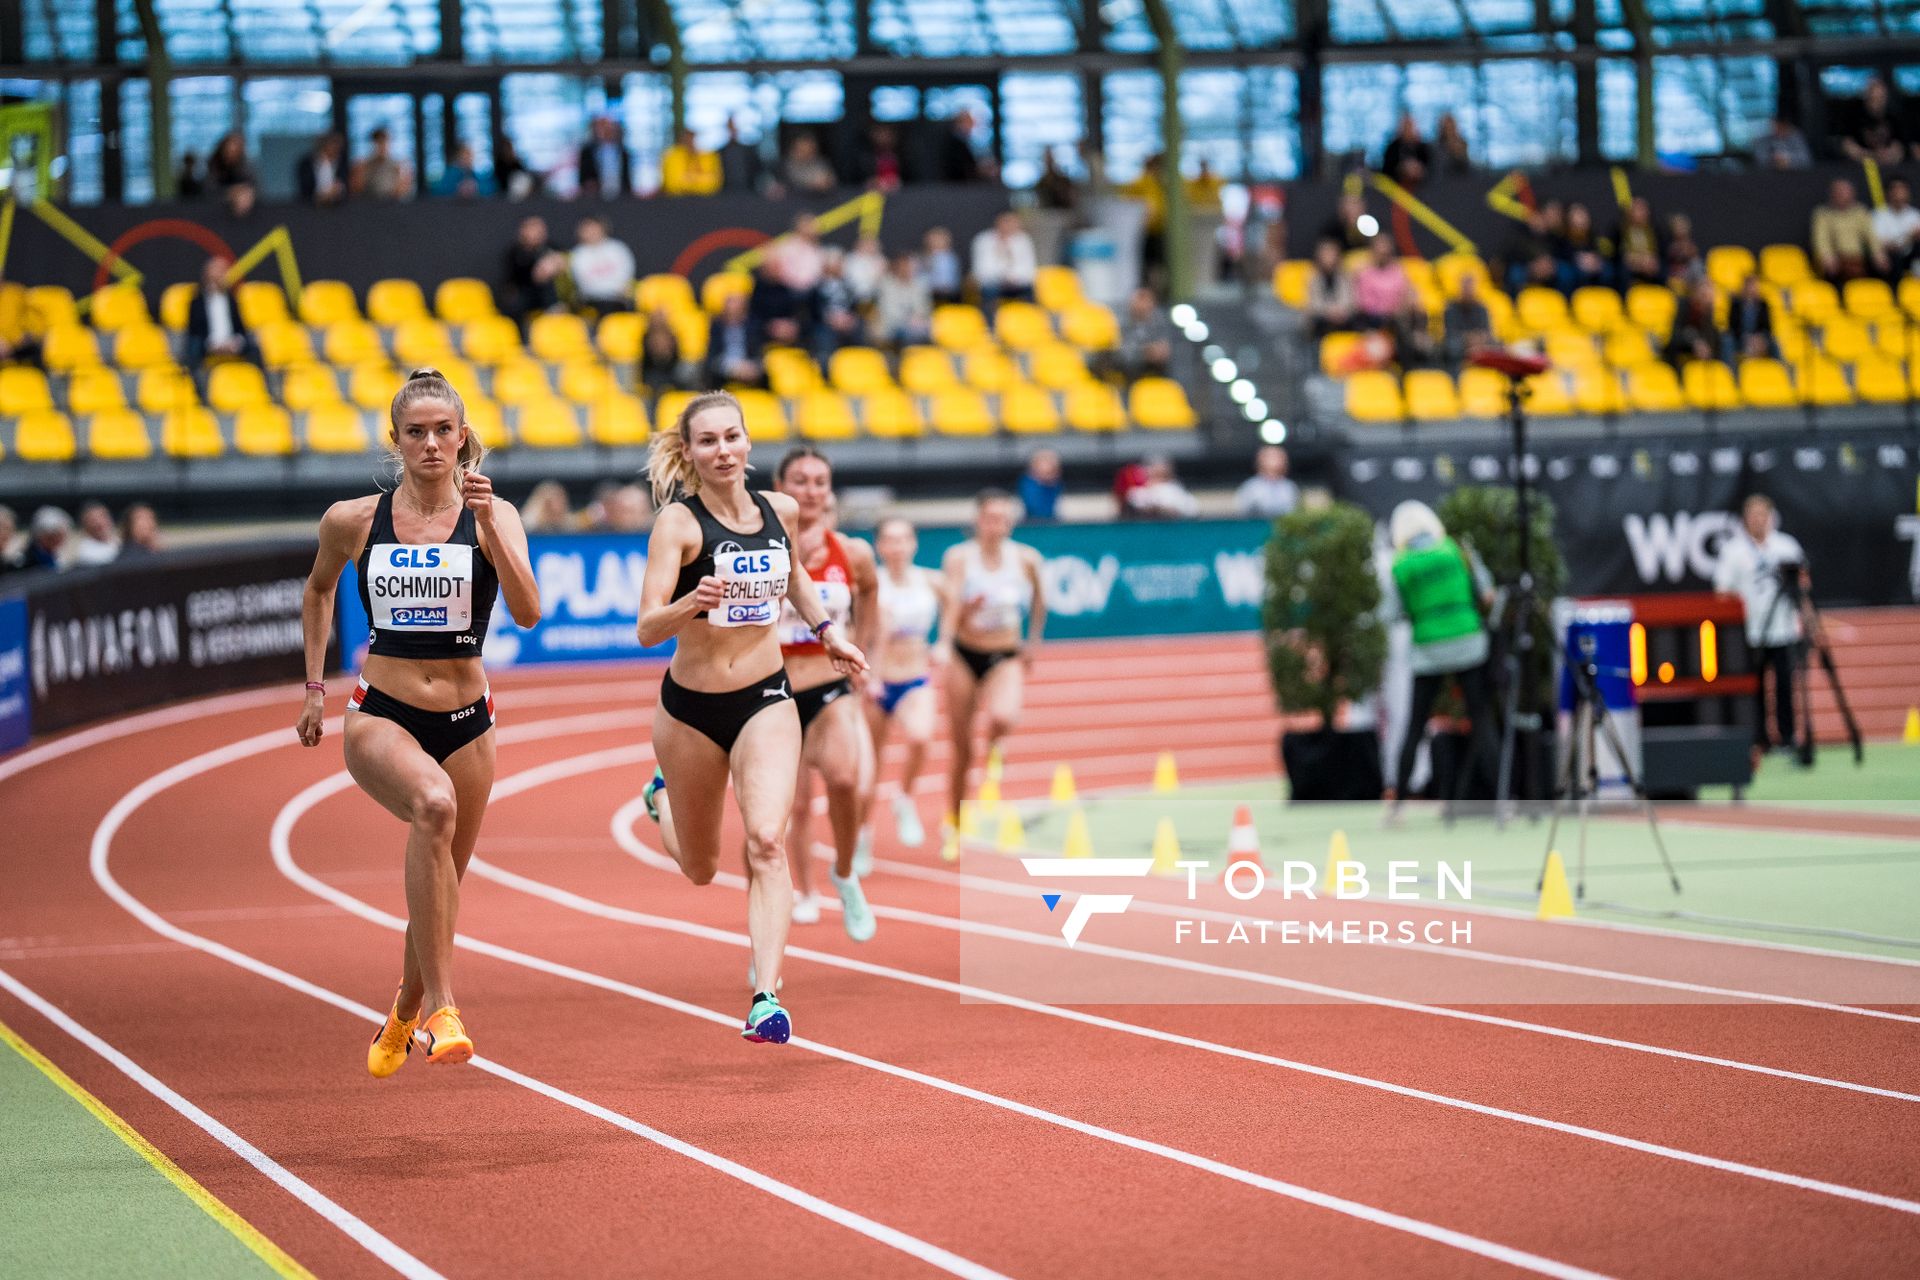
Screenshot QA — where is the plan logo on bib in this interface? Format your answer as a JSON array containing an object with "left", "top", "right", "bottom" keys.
[{"left": 392, "top": 606, "right": 450, "bottom": 627}]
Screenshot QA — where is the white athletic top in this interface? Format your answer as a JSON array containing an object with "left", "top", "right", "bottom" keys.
[
  {"left": 960, "top": 541, "right": 1032, "bottom": 635},
  {"left": 879, "top": 565, "right": 940, "bottom": 642}
]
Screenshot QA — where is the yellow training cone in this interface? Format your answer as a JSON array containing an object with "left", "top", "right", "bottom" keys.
[
  {"left": 1063, "top": 808, "right": 1095, "bottom": 859},
  {"left": 940, "top": 829, "right": 960, "bottom": 863},
  {"left": 1150, "top": 817, "right": 1183, "bottom": 875},
  {"left": 1050, "top": 764, "right": 1078, "bottom": 806},
  {"left": 986, "top": 744, "right": 1005, "bottom": 782},
  {"left": 996, "top": 806, "right": 1026, "bottom": 852},
  {"left": 1537, "top": 851, "right": 1576, "bottom": 920},
  {"left": 976, "top": 771, "right": 1002, "bottom": 814},
  {"left": 957, "top": 801, "right": 979, "bottom": 839},
  {"left": 1905, "top": 706, "right": 1920, "bottom": 745},
  {"left": 1153, "top": 752, "right": 1180, "bottom": 794},
  {"left": 1322, "top": 829, "right": 1357, "bottom": 893}
]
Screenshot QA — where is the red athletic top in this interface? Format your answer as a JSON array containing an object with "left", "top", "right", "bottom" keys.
[{"left": 778, "top": 529, "right": 855, "bottom": 657}]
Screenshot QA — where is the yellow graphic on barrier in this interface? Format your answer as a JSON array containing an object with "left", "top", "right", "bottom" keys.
[
  {"left": 724, "top": 190, "right": 886, "bottom": 274},
  {"left": 1367, "top": 173, "right": 1476, "bottom": 255},
  {"left": 1485, "top": 170, "right": 1532, "bottom": 223}
]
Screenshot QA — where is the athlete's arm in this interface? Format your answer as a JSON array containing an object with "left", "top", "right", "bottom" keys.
[
  {"left": 637, "top": 504, "right": 717, "bottom": 647},
  {"left": 467, "top": 473, "right": 542, "bottom": 629},
  {"left": 848, "top": 536, "right": 882, "bottom": 668},
  {"left": 774, "top": 494, "right": 868, "bottom": 674},
  {"left": 932, "top": 544, "right": 965, "bottom": 665},
  {"left": 1020, "top": 544, "right": 1048, "bottom": 664},
  {"left": 297, "top": 498, "right": 370, "bottom": 747}
]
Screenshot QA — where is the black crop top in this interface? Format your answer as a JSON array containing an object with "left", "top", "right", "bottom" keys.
[
  {"left": 674, "top": 490, "right": 791, "bottom": 629},
  {"left": 356, "top": 489, "right": 499, "bottom": 659}
]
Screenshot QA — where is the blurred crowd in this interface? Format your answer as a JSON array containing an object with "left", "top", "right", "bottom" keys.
[{"left": 0, "top": 501, "right": 163, "bottom": 575}]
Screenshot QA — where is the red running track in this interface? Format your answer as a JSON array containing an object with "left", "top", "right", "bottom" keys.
[{"left": 1, "top": 634, "right": 1917, "bottom": 1279}]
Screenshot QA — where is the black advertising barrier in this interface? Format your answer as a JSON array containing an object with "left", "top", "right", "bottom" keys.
[
  {"left": 23, "top": 541, "right": 332, "bottom": 734},
  {"left": 1335, "top": 426, "right": 1920, "bottom": 606}
]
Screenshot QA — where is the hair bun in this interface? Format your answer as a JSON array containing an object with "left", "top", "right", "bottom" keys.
[{"left": 408, "top": 367, "right": 443, "bottom": 382}]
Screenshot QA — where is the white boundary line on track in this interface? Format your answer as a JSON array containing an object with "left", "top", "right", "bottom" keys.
[
  {"left": 0, "top": 964, "right": 446, "bottom": 1280},
  {"left": 270, "top": 750, "right": 1617, "bottom": 1280},
  {"left": 424, "top": 738, "right": 1920, "bottom": 1218},
  {"left": 88, "top": 722, "right": 1014, "bottom": 1280}
]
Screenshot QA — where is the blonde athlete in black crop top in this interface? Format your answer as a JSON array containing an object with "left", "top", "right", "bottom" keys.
[{"left": 297, "top": 369, "right": 541, "bottom": 1077}]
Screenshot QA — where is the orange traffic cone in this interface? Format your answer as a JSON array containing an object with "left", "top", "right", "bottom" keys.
[{"left": 1227, "top": 804, "right": 1261, "bottom": 869}]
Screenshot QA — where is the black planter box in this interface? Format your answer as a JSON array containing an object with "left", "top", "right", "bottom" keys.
[{"left": 1281, "top": 728, "right": 1384, "bottom": 802}]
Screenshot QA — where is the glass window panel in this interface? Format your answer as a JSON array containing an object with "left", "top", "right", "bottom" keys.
[
  {"left": 464, "top": 0, "right": 604, "bottom": 63},
  {"left": 1179, "top": 69, "right": 1246, "bottom": 179},
  {"left": 1329, "top": 1, "right": 1392, "bottom": 43},
  {"left": 617, "top": 73, "right": 672, "bottom": 193},
  {"left": 170, "top": 76, "right": 238, "bottom": 179},
  {"left": 670, "top": 0, "right": 855, "bottom": 62},
  {"left": 1246, "top": 67, "right": 1301, "bottom": 181},
  {"left": 1476, "top": 60, "right": 1577, "bottom": 167},
  {"left": 1819, "top": 66, "right": 1878, "bottom": 97},
  {"left": 1322, "top": 63, "right": 1400, "bottom": 160},
  {"left": 65, "top": 81, "right": 106, "bottom": 205},
  {"left": 1598, "top": 58, "right": 1638, "bottom": 161},
  {"left": 686, "top": 71, "right": 762, "bottom": 147},
  {"left": 1101, "top": 0, "right": 1154, "bottom": 52},
  {"left": 346, "top": 94, "right": 418, "bottom": 188},
  {"left": 1101, "top": 70, "right": 1161, "bottom": 182},
  {"left": 1377, "top": 0, "right": 1464, "bottom": 39},
  {"left": 120, "top": 80, "right": 154, "bottom": 203},
  {"left": 925, "top": 85, "right": 993, "bottom": 145},
  {"left": 1464, "top": 0, "right": 1541, "bottom": 32},
  {"left": 872, "top": 0, "right": 1077, "bottom": 56},
  {"left": 759, "top": 72, "right": 846, "bottom": 125},
  {"left": 454, "top": 94, "right": 495, "bottom": 176},
  {"left": 871, "top": 87, "right": 922, "bottom": 124},
  {"left": 25, "top": 0, "right": 100, "bottom": 62},
  {"left": 503, "top": 73, "right": 592, "bottom": 180},
  {"left": 245, "top": 78, "right": 333, "bottom": 202},
  {"left": 230, "top": 0, "right": 322, "bottom": 62},
  {"left": 1000, "top": 73, "right": 1082, "bottom": 190}
]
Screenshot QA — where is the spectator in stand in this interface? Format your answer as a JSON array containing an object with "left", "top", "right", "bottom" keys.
[
  {"left": 1112, "top": 460, "right": 1149, "bottom": 518},
  {"left": 495, "top": 135, "right": 534, "bottom": 199},
  {"left": 1664, "top": 214, "right": 1705, "bottom": 289},
  {"left": 1502, "top": 207, "right": 1561, "bottom": 293},
  {"left": 296, "top": 132, "right": 348, "bottom": 206},
  {"left": 774, "top": 214, "right": 827, "bottom": 298},
  {"left": 118, "top": 503, "right": 161, "bottom": 558},
  {"left": 640, "top": 309, "right": 694, "bottom": 391},
  {"left": 1434, "top": 114, "right": 1472, "bottom": 176},
  {"left": 813, "top": 250, "right": 866, "bottom": 360},
  {"left": 1665, "top": 280, "right": 1723, "bottom": 368},
  {"left": 1841, "top": 78, "right": 1913, "bottom": 166},
  {"left": 185, "top": 255, "right": 257, "bottom": 371},
  {"left": 1235, "top": 446, "right": 1299, "bottom": 521},
  {"left": 207, "top": 131, "right": 253, "bottom": 193},
  {"left": 1381, "top": 113, "right": 1431, "bottom": 187},
  {"left": 176, "top": 152, "right": 204, "bottom": 200},
  {"left": 433, "top": 143, "right": 493, "bottom": 199},
  {"left": 577, "top": 116, "right": 632, "bottom": 197},
  {"left": 719, "top": 118, "right": 762, "bottom": 193},
  {"left": 223, "top": 180, "right": 259, "bottom": 220},
  {"left": 1812, "top": 178, "right": 1889, "bottom": 282},
  {"left": 350, "top": 127, "right": 412, "bottom": 201},
  {"left": 1126, "top": 456, "right": 1199, "bottom": 520},
  {"left": 0, "top": 505, "right": 24, "bottom": 575},
  {"left": 843, "top": 235, "right": 887, "bottom": 306},
  {"left": 1185, "top": 159, "right": 1225, "bottom": 214},
  {"left": 1752, "top": 117, "right": 1812, "bottom": 171},
  {"left": 1019, "top": 450, "right": 1063, "bottom": 523},
  {"left": 872, "top": 252, "right": 933, "bottom": 348},
  {"left": 26, "top": 507, "right": 71, "bottom": 572},
  {"left": 939, "top": 111, "right": 983, "bottom": 183},
  {"left": 1353, "top": 235, "right": 1411, "bottom": 332},
  {"left": 1728, "top": 276, "right": 1777, "bottom": 360},
  {"left": 747, "top": 261, "right": 805, "bottom": 348},
  {"left": 1873, "top": 178, "right": 1920, "bottom": 280},
  {"left": 1120, "top": 153, "right": 1169, "bottom": 284},
  {"left": 1035, "top": 150, "right": 1078, "bottom": 213},
  {"left": 1555, "top": 203, "right": 1614, "bottom": 293},
  {"left": 1114, "top": 286, "right": 1173, "bottom": 380},
  {"left": 522, "top": 481, "right": 573, "bottom": 533},
  {"left": 569, "top": 216, "right": 636, "bottom": 313},
  {"left": 1306, "top": 237, "right": 1356, "bottom": 337},
  {"left": 854, "top": 124, "right": 906, "bottom": 191},
  {"left": 971, "top": 211, "right": 1038, "bottom": 308},
  {"left": 1320, "top": 191, "right": 1373, "bottom": 254},
  {"left": 504, "top": 215, "right": 566, "bottom": 330},
  {"left": 662, "top": 127, "right": 722, "bottom": 196},
  {"left": 600, "top": 484, "right": 654, "bottom": 534},
  {"left": 1442, "top": 273, "right": 1494, "bottom": 369},
  {"left": 1616, "top": 197, "right": 1665, "bottom": 286},
  {"left": 923, "top": 227, "right": 963, "bottom": 305},
  {"left": 781, "top": 132, "right": 837, "bottom": 194},
  {"left": 706, "top": 291, "right": 766, "bottom": 388},
  {"left": 72, "top": 502, "right": 120, "bottom": 567}
]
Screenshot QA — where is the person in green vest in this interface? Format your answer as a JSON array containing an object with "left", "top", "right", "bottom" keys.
[{"left": 1383, "top": 500, "right": 1498, "bottom": 824}]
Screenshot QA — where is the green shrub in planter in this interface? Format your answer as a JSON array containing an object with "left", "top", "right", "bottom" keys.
[{"left": 1436, "top": 485, "right": 1567, "bottom": 716}]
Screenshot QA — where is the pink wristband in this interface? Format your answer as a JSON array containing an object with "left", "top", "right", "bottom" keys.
[{"left": 304, "top": 681, "right": 326, "bottom": 693}]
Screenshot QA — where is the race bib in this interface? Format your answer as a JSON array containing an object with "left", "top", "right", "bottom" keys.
[
  {"left": 779, "top": 576, "right": 853, "bottom": 646},
  {"left": 708, "top": 546, "right": 791, "bottom": 629},
  {"left": 368, "top": 543, "right": 473, "bottom": 631}
]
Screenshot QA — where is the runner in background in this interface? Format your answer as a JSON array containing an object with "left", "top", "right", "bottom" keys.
[{"left": 857, "top": 515, "right": 942, "bottom": 863}]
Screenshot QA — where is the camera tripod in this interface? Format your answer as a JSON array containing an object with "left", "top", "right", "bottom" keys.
[
  {"left": 1490, "top": 372, "right": 1548, "bottom": 826},
  {"left": 1754, "top": 567, "right": 1864, "bottom": 767}
]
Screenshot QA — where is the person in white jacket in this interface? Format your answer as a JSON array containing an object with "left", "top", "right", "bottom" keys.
[
  {"left": 569, "top": 216, "right": 636, "bottom": 313},
  {"left": 1712, "top": 494, "right": 1810, "bottom": 753},
  {"left": 970, "top": 211, "right": 1037, "bottom": 309}
]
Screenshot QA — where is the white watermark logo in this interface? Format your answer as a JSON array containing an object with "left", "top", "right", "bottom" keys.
[{"left": 1019, "top": 857, "right": 1153, "bottom": 946}]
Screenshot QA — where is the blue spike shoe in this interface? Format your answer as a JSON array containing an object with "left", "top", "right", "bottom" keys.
[
  {"left": 741, "top": 994, "right": 791, "bottom": 1044},
  {"left": 643, "top": 767, "right": 666, "bottom": 822}
]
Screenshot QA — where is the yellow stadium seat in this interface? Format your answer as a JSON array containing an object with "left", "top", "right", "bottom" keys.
[
  {"left": 15, "top": 409, "right": 77, "bottom": 462},
  {"left": 159, "top": 282, "right": 195, "bottom": 333},
  {"left": 1570, "top": 287, "right": 1624, "bottom": 334},
  {"left": 435, "top": 278, "right": 496, "bottom": 324},
  {"left": 114, "top": 324, "right": 174, "bottom": 370},
  {"left": 1759, "top": 244, "right": 1811, "bottom": 290},
  {"left": 1818, "top": 315, "right": 1872, "bottom": 365},
  {"left": 671, "top": 313, "right": 708, "bottom": 364},
  {"left": 134, "top": 366, "right": 198, "bottom": 413},
  {"left": 1681, "top": 360, "right": 1740, "bottom": 411},
  {"left": 932, "top": 304, "right": 990, "bottom": 351},
  {"left": 1129, "top": 377, "right": 1196, "bottom": 430},
  {"left": 1060, "top": 302, "right": 1119, "bottom": 350},
  {"left": 491, "top": 360, "right": 552, "bottom": 405},
  {"left": 68, "top": 368, "right": 128, "bottom": 415},
  {"left": 994, "top": 301, "right": 1054, "bottom": 350},
  {"left": 1344, "top": 370, "right": 1404, "bottom": 423},
  {"left": 463, "top": 396, "right": 509, "bottom": 450},
  {"left": 1855, "top": 356, "right": 1909, "bottom": 404},
  {"left": 1842, "top": 278, "right": 1894, "bottom": 322},
  {"left": 306, "top": 404, "right": 371, "bottom": 453},
  {"left": 1483, "top": 291, "right": 1519, "bottom": 344},
  {"left": 349, "top": 364, "right": 403, "bottom": 410},
  {"left": 1272, "top": 260, "right": 1312, "bottom": 308},
  {"left": 392, "top": 318, "right": 455, "bottom": 368},
  {"left": 85, "top": 284, "right": 145, "bottom": 334},
  {"left": 1737, "top": 358, "right": 1796, "bottom": 409},
  {"left": 1901, "top": 277, "right": 1920, "bottom": 320},
  {"left": 1458, "top": 366, "right": 1509, "bottom": 418},
  {"left": 859, "top": 388, "right": 925, "bottom": 438},
  {"left": 1543, "top": 329, "right": 1601, "bottom": 370},
  {"left": 701, "top": 271, "right": 753, "bottom": 315},
  {"left": 1522, "top": 371, "right": 1572, "bottom": 415},
  {"left": 929, "top": 389, "right": 994, "bottom": 437},
  {"left": 900, "top": 346, "right": 958, "bottom": 393},
  {"left": 1400, "top": 258, "right": 1436, "bottom": 296},
  {"left": 735, "top": 388, "right": 789, "bottom": 441},
  {"left": 1785, "top": 280, "right": 1839, "bottom": 324},
  {"left": 43, "top": 324, "right": 102, "bottom": 371},
  {"left": 462, "top": 314, "right": 522, "bottom": 364},
  {"left": 1872, "top": 318, "right": 1917, "bottom": 359},
  {"left": 1028, "top": 342, "right": 1092, "bottom": 390},
  {"left": 1798, "top": 358, "right": 1853, "bottom": 406},
  {"left": 963, "top": 348, "right": 1020, "bottom": 392},
  {"left": 1603, "top": 325, "right": 1657, "bottom": 368},
  {"left": 1433, "top": 253, "right": 1489, "bottom": 299},
  {"left": 829, "top": 347, "right": 893, "bottom": 394},
  {"left": 233, "top": 404, "right": 295, "bottom": 456},
  {"left": 1064, "top": 382, "right": 1125, "bottom": 432},
  {"left": 637, "top": 274, "right": 696, "bottom": 317},
  {"left": 367, "top": 279, "right": 429, "bottom": 326},
  {"left": 588, "top": 394, "right": 649, "bottom": 446},
  {"left": 236, "top": 281, "right": 289, "bottom": 330},
  {"left": 0, "top": 366, "right": 54, "bottom": 412},
  {"left": 653, "top": 389, "right": 696, "bottom": 434},
  {"left": 25, "top": 285, "right": 79, "bottom": 332},
  {"left": 322, "top": 321, "right": 383, "bottom": 366},
  {"left": 432, "top": 359, "right": 481, "bottom": 399},
  {"left": 1572, "top": 369, "right": 1626, "bottom": 415},
  {"left": 257, "top": 321, "right": 313, "bottom": 368},
  {"left": 1319, "top": 331, "right": 1363, "bottom": 376},
  {"left": 516, "top": 398, "right": 585, "bottom": 448},
  {"left": 1515, "top": 287, "right": 1569, "bottom": 335},
  {"left": 764, "top": 347, "right": 822, "bottom": 396},
  {"left": 87, "top": 409, "right": 153, "bottom": 460},
  {"left": 298, "top": 280, "right": 359, "bottom": 327},
  {"left": 1624, "top": 363, "right": 1685, "bottom": 412},
  {"left": 162, "top": 406, "right": 224, "bottom": 458},
  {"left": 281, "top": 364, "right": 344, "bottom": 411},
  {"left": 1034, "top": 265, "right": 1081, "bottom": 312},
  {"left": 207, "top": 362, "right": 271, "bottom": 412},
  {"left": 1625, "top": 285, "right": 1678, "bottom": 342},
  {"left": 1706, "top": 246, "right": 1757, "bottom": 293},
  {"left": 1404, "top": 369, "right": 1461, "bottom": 421},
  {"left": 530, "top": 313, "right": 593, "bottom": 363},
  {"left": 558, "top": 362, "right": 619, "bottom": 406},
  {"left": 598, "top": 312, "right": 644, "bottom": 364},
  {"left": 1000, "top": 383, "right": 1061, "bottom": 434},
  {"left": 795, "top": 390, "right": 859, "bottom": 441}
]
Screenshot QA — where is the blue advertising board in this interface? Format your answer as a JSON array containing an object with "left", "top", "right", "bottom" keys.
[{"left": 0, "top": 595, "right": 29, "bottom": 752}]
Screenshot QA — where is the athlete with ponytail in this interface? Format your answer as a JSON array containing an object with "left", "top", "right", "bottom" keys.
[
  {"left": 858, "top": 515, "right": 941, "bottom": 855},
  {"left": 297, "top": 368, "right": 541, "bottom": 1076},
  {"left": 635, "top": 393, "right": 866, "bottom": 1043}
]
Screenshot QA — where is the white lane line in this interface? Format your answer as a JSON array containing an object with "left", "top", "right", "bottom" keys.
[
  {"left": 272, "top": 762, "right": 1614, "bottom": 1280},
  {"left": 91, "top": 726, "right": 1013, "bottom": 1280},
  {"left": 0, "top": 964, "right": 446, "bottom": 1280}
]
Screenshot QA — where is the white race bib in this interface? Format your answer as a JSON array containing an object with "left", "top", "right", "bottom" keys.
[
  {"left": 708, "top": 546, "right": 791, "bottom": 629},
  {"left": 368, "top": 543, "right": 473, "bottom": 632},
  {"left": 779, "top": 577, "right": 853, "bottom": 646}
]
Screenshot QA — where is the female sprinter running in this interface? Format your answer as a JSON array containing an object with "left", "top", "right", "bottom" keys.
[
  {"left": 857, "top": 515, "right": 941, "bottom": 860},
  {"left": 772, "top": 449, "right": 880, "bottom": 938},
  {"left": 297, "top": 368, "right": 541, "bottom": 1076},
  {"left": 636, "top": 393, "right": 866, "bottom": 1043},
  {"left": 935, "top": 489, "right": 1047, "bottom": 858}
]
